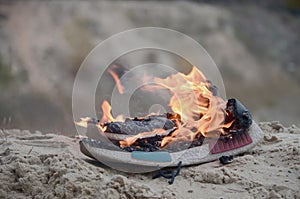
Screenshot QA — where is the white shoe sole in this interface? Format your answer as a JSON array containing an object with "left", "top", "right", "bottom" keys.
[{"left": 80, "top": 120, "right": 264, "bottom": 173}]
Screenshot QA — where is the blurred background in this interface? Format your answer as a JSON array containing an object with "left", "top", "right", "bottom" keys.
[{"left": 0, "top": 0, "right": 299, "bottom": 135}]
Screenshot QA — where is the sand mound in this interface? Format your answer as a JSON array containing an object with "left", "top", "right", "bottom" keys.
[{"left": 0, "top": 121, "right": 299, "bottom": 198}]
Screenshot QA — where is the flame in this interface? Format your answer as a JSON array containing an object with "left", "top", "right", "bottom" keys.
[
  {"left": 154, "top": 66, "right": 232, "bottom": 138},
  {"left": 140, "top": 72, "right": 165, "bottom": 92},
  {"left": 75, "top": 117, "right": 93, "bottom": 128},
  {"left": 119, "top": 128, "right": 168, "bottom": 148},
  {"left": 108, "top": 67, "right": 124, "bottom": 94},
  {"left": 161, "top": 126, "right": 194, "bottom": 147},
  {"left": 76, "top": 65, "right": 235, "bottom": 148},
  {"left": 100, "top": 100, "right": 124, "bottom": 123}
]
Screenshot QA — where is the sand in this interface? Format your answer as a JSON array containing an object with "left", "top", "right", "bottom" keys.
[{"left": 0, "top": 121, "right": 299, "bottom": 199}]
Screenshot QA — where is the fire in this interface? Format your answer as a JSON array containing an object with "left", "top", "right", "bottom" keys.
[
  {"left": 154, "top": 66, "right": 232, "bottom": 138},
  {"left": 76, "top": 65, "right": 234, "bottom": 148},
  {"left": 75, "top": 100, "right": 124, "bottom": 131},
  {"left": 119, "top": 128, "right": 169, "bottom": 148},
  {"left": 161, "top": 126, "right": 194, "bottom": 147},
  {"left": 108, "top": 66, "right": 124, "bottom": 94},
  {"left": 100, "top": 100, "right": 124, "bottom": 123},
  {"left": 75, "top": 117, "right": 93, "bottom": 128}
]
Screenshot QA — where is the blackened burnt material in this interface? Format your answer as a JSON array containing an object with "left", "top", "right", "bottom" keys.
[
  {"left": 225, "top": 98, "right": 252, "bottom": 131},
  {"left": 104, "top": 115, "right": 176, "bottom": 135}
]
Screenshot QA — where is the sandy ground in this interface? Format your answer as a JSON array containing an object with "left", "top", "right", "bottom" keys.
[{"left": 0, "top": 121, "right": 299, "bottom": 199}]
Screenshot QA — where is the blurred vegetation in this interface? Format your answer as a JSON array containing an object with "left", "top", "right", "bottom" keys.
[
  {"left": 0, "top": 55, "right": 13, "bottom": 87},
  {"left": 63, "top": 15, "right": 93, "bottom": 76},
  {"left": 0, "top": 55, "right": 28, "bottom": 89},
  {"left": 286, "top": 0, "right": 300, "bottom": 12},
  {"left": 0, "top": 0, "right": 299, "bottom": 134}
]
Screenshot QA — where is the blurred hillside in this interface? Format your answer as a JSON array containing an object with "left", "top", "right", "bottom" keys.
[{"left": 0, "top": 1, "right": 299, "bottom": 135}]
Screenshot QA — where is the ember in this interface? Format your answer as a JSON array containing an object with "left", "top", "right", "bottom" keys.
[{"left": 76, "top": 66, "right": 252, "bottom": 152}]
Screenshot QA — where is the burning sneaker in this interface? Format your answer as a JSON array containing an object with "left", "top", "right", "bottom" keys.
[{"left": 76, "top": 66, "right": 264, "bottom": 172}]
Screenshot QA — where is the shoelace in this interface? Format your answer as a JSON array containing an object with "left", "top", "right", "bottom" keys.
[{"left": 152, "top": 161, "right": 182, "bottom": 184}]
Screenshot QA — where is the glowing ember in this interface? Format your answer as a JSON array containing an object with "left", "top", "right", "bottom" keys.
[{"left": 119, "top": 128, "right": 170, "bottom": 148}]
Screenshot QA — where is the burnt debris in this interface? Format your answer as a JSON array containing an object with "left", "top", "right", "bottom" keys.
[
  {"left": 121, "top": 128, "right": 176, "bottom": 152},
  {"left": 219, "top": 155, "right": 234, "bottom": 165},
  {"left": 206, "top": 80, "right": 220, "bottom": 97},
  {"left": 225, "top": 98, "right": 252, "bottom": 132},
  {"left": 104, "top": 114, "right": 176, "bottom": 135},
  {"left": 91, "top": 98, "right": 253, "bottom": 152},
  {"left": 122, "top": 134, "right": 163, "bottom": 152}
]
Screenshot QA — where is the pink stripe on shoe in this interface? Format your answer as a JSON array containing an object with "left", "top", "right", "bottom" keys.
[{"left": 209, "top": 132, "right": 253, "bottom": 154}]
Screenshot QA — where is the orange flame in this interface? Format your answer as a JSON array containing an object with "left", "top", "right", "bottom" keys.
[
  {"left": 108, "top": 67, "right": 124, "bottom": 94},
  {"left": 76, "top": 65, "right": 234, "bottom": 148},
  {"left": 154, "top": 66, "right": 231, "bottom": 138},
  {"left": 75, "top": 117, "right": 93, "bottom": 128},
  {"left": 119, "top": 128, "right": 168, "bottom": 148},
  {"left": 100, "top": 100, "right": 124, "bottom": 123},
  {"left": 161, "top": 126, "right": 194, "bottom": 147}
]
